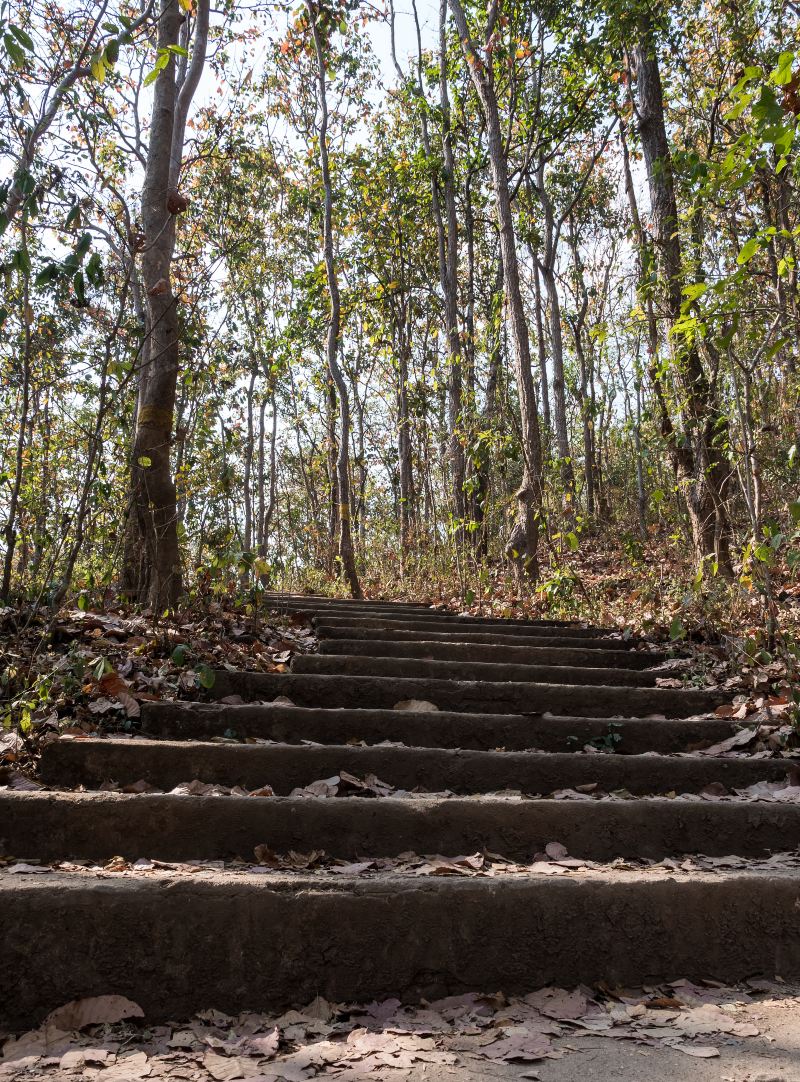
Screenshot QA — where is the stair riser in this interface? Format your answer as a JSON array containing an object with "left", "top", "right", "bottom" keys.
[
  {"left": 3, "top": 793, "right": 799, "bottom": 863},
  {"left": 293, "top": 653, "right": 657, "bottom": 687},
  {"left": 41, "top": 740, "right": 790, "bottom": 796},
  {"left": 313, "top": 615, "right": 616, "bottom": 638},
  {"left": 316, "top": 624, "right": 642, "bottom": 651},
  {"left": 265, "top": 595, "right": 435, "bottom": 613},
  {"left": 318, "top": 638, "right": 664, "bottom": 670},
  {"left": 140, "top": 703, "right": 739, "bottom": 754},
  {"left": 3, "top": 874, "right": 798, "bottom": 1029},
  {"left": 211, "top": 672, "right": 723, "bottom": 719},
  {"left": 271, "top": 599, "right": 577, "bottom": 626},
  {"left": 308, "top": 610, "right": 598, "bottom": 630}
]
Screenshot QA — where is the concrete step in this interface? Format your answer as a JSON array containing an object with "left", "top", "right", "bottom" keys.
[
  {"left": 318, "top": 636, "right": 666, "bottom": 670},
  {"left": 272, "top": 598, "right": 582, "bottom": 628},
  {"left": 311, "top": 614, "right": 617, "bottom": 637},
  {"left": 4, "top": 791, "right": 799, "bottom": 864},
  {"left": 315, "top": 621, "right": 635, "bottom": 650},
  {"left": 285, "top": 605, "right": 584, "bottom": 631},
  {"left": 265, "top": 593, "right": 433, "bottom": 612},
  {"left": 140, "top": 701, "right": 741, "bottom": 754},
  {"left": 4, "top": 868, "right": 799, "bottom": 1028},
  {"left": 40, "top": 737, "right": 791, "bottom": 796},
  {"left": 210, "top": 670, "right": 723, "bottom": 718},
  {"left": 293, "top": 652, "right": 659, "bottom": 687}
]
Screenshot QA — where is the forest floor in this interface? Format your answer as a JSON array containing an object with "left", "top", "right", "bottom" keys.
[
  {"left": 2, "top": 981, "right": 800, "bottom": 1081},
  {"left": 3, "top": 534, "right": 799, "bottom": 775},
  {"left": 3, "top": 543, "right": 800, "bottom": 1080}
]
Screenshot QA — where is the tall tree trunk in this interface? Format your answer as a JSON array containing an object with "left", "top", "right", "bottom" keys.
[
  {"left": 396, "top": 310, "right": 415, "bottom": 553},
  {"left": 566, "top": 219, "right": 596, "bottom": 518},
  {"left": 243, "top": 368, "right": 256, "bottom": 557},
  {"left": 533, "top": 166, "right": 574, "bottom": 502},
  {"left": 1, "top": 220, "right": 31, "bottom": 601},
  {"left": 325, "top": 376, "right": 339, "bottom": 572},
  {"left": 633, "top": 27, "right": 732, "bottom": 573},
  {"left": 447, "top": 0, "right": 543, "bottom": 582},
  {"left": 122, "top": 0, "right": 209, "bottom": 609},
  {"left": 439, "top": 0, "right": 466, "bottom": 532},
  {"left": 307, "top": 2, "right": 361, "bottom": 598},
  {"left": 530, "top": 252, "right": 551, "bottom": 432}
]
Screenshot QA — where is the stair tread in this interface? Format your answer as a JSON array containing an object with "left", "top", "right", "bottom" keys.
[
  {"left": 211, "top": 669, "right": 723, "bottom": 719},
  {"left": 40, "top": 736, "right": 791, "bottom": 797}
]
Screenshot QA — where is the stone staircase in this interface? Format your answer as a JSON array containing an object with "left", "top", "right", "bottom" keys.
[{"left": 2, "top": 594, "right": 800, "bottom": 1029}]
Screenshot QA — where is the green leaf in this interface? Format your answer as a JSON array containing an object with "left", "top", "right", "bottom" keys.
[
  {"left": 737, "top": 237, "right": 761, "bottom": 265},
  {"left": 86, "top": 251, "right": 103, "bottom": 286},
  {"left": 566, "top": 531, "right": 579, "bottom": 551},
  {"left": 137, "top": 455, "right": 152, "bottom": 468},
  {"left": 144, "top": 48, "right": 171, "bottom": 86},
  {"left": 682, "top": 282, "right": 708, "bottom": 302},
  {"left": 197, "top": 664, "right": 216, "bottom": 689},
  {"left": 92, "top": 657, "right": 112, "bottom": 679},
  {"left": 171, "top": 644, "right": 189, "bottom": 664},
  {"left": 669, "top": 616, "right": 687, "bottom": 642},
  {"left": 73, "top": 269, "right": 86, "bottom": 306},
  {"left": 3, "top": 34, "right": 26, "bottom": 66},
  {"left": 35, "top": 263, "right": 60, "bottom": 287},
  {"left": 771, "top": 50, "right": 795, "bottom": 86},
  {"left": 8, "top": 25, "right": 35, "bottom": 51}
]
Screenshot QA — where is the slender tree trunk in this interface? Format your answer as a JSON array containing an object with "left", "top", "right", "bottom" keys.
[
  {"left": 263, "top": 393, "right": 278, "bottom": 552},
  {"left": 531, "top": 252, "right": 551, "bottom": 432},
  {"left": 122, "top": 0, "right": 209, "bottom": 608},
  {"left": 633, "top": 28, "right": 732, "bottom": 573},
  {"left": 325, "top": 376, "right": 339, "bottom": 572},
  {"left": 396, "top": 312, "right": 415, "bottom": 552},
  {"left": 439, "top": 0, "right": 466, "bottom": 532},
  {"left": 307, "top": 3, "right": 361, "bottom": 597},
  {"left": 243, "top": 368, "right": 256, "bottom": 557},
  {"left": 448, "top": 0, "right": 543, "bottom": 582},
  {"left": 1, "top": 221, "right": 32, "bottom": 601},
  {"left": 532, "top": 167, "right": 573, "bottom": 501}
]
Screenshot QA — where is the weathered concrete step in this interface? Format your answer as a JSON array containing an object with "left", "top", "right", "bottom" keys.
[
  {"left": 318, "top": 637, "right": 665, "bottom": 670},
  {"left": 272, "top": 597, "right": 580, "bottom": 628},
  {"left": 265, "top": 592, "right": 432, "bottom": 612},
  {"left": 4, "top": 870, "right": 799, "bottom": 1028},
  {"left": 41, "top": 737, "right": 791, "bottom": 796},
  {"left": 4, "top": 791, "right": 798, "bottom": 863},
  {"left": 141, "top": 702, "right": 740, "bottom": 754},
  {"left": 313, "top": 614, "right": 615, "bottom": 637},
  {"left": 316, "top": 622, "right": 634, "bottom": 650},
  {"left": 293, "top": 652, "right": 658, "bottom": 687},
  {"left": 211, "top": 671, "right": 723, "bottom": 719}
]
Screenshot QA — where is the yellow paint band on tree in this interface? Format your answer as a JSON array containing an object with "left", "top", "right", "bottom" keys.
[{"left": 137, "top": 405, "right": 173, "bottom": 429}]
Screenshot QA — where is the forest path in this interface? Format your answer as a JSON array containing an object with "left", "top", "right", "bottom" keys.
[{"left": 2, "top": 593, "right": 800, "bottom": 1077}]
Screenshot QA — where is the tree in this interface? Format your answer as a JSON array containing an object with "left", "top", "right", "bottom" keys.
[
  {"left": 122, "top": 0, "right": 210, "bottom": 608},
  {"left": 632, "top": 18, "right": 732, "bottom": 573},
  {"left": 304, "top": 0, "right": 362, "bottom": 598},
  {"left": 447, "top": 0, "right": 544, "bottom": 581}
]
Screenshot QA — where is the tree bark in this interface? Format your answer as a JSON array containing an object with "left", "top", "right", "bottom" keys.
[
  {"left": 447, "top": 0, "right": 543, "bottom": 582},
  {"left": 633, "top": 27, "right": 732, "bottom": 572},
  {"left": 307, "top": 2, "right": 362, "bottom": 598},
  {"left": 122, "top": 0, "right": 209, "bottom": 609},
  {"left": 439, "top": 0, "right": 467, "bottom": 532}
]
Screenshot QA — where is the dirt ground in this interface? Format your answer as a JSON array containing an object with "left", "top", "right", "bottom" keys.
[{"left": 2, "top": 984, "right": 800, "bottom": 1081}]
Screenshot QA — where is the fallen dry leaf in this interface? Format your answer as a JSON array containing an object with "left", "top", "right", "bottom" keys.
[{"left": 44, "top": 995, "right": 144, "bottom": 1032}]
